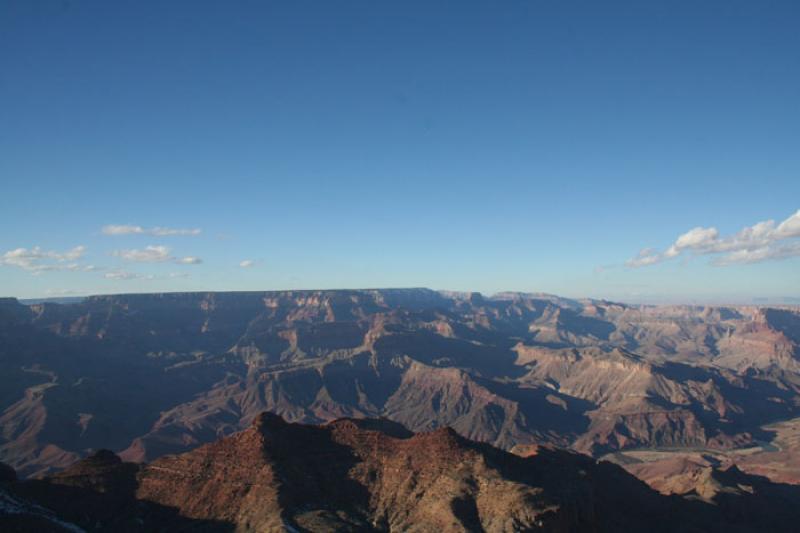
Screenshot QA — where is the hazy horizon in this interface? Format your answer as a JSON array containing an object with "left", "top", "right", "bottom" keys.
[{"left": 7, "top": 286, "right": 800, "bottom": 307}]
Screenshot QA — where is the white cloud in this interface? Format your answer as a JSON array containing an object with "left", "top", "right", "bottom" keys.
[
  {"left": 102, "top": 225, "right": 201, "bottom": 236},
  {"left": 775, "top": 210, "right": 800, "bottom": 239},
  {"left": 627, "top": 209, "right": 800, "bottom": 267},
  {"left": 175, "top": 256, "right": 202, "bottom": 265},
  {"left": 671, "top": 226, "right": 719, "bottom": 253},
  {"left": 112, "top": 245, "right": 201, "bottom": 265},
  {"left": 239, "top": 260, "right": 256, "bottom": 268},
  {"left": 712, "top": 242, "right": 800, "bottom": 266},
  {"left": 0, "top": 245, "right": 90, "bottom": 273},
  {"left": 102, "top": 225, "right": 145, "bottom": 236},
  {"left": 113, "top": 245, "right": 171, "bottom": 262}
]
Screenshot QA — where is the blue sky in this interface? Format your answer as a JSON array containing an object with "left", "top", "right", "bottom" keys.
[{"left": 1, "top": 0, "right": 798, "bottom": 302}]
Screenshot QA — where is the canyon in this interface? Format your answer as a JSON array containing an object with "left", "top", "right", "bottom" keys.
[{"left": 1, "top": 288, "right": 800, "bottom": 528}]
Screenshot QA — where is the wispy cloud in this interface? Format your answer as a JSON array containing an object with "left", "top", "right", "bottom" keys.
[
  {"left": 239, "top": 259, "right": 257, "bottom": 268},
  {"left": 112, "top": 245, "right": 202, "bottom": 265},
  {"left": 628, "top": 209, "right": 800, "bottom": 267},
  {"left": 104, "top": 271, "right": 139, "bottom": 280},
  {"left": 102, "top": 225, "right": 201, "bottom": 237},
  {"left": 0, "top": 245, "right": 95, "bottom": 274},
  {"left": 104, "top": 270, "right": 190, "bottom": 281}
]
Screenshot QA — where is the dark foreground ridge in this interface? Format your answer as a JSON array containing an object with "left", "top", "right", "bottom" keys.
[{"left": 2, "top": 413, "right": 800, "bottom": 532}]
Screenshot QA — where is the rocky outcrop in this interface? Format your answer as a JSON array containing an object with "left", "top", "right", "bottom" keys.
[{"left": 4, "top": 414, "right": 800, "bottom": 532}]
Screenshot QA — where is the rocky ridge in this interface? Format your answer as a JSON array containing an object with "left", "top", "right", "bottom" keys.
[{"left": 3, "top": 413, "right": 800, "bottom": 532}]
